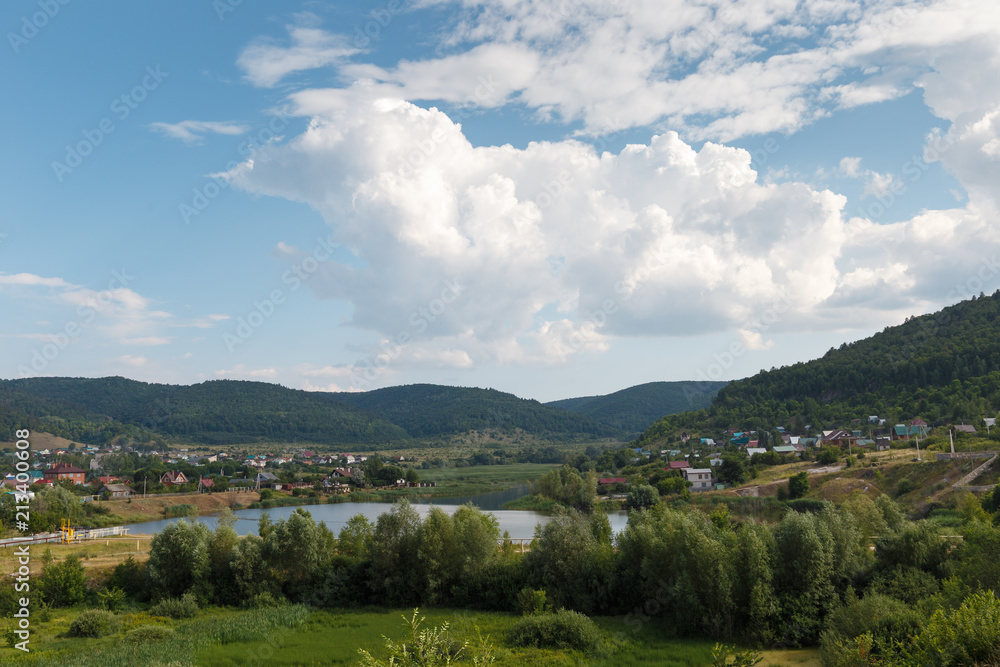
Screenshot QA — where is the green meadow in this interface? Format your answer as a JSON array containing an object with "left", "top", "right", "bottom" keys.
[{"left": 3, "top": 604, "right": 819, "bottom": 666}]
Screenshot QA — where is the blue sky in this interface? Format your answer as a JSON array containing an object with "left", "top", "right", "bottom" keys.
[{"left": 3, "top": 0, "right": 1000, "bottom": 402}]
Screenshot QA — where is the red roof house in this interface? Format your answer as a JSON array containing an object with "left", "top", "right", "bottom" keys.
[
  {"left": 43, "top": 463, "right": 86, "bottom": 485},
  {"left": 160, "top": 470, "right": 189, "bottom": 486}
]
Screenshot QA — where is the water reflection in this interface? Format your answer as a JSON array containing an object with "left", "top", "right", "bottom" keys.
[{"left": 120, "top": 488, "right": 627, "bottom": 539}]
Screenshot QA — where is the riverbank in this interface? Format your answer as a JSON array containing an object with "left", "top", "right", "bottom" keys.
[{"left": 99, "top": 489, "right": 260, "bottom": 524}]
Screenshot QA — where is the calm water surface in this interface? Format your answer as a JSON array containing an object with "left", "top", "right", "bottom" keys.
[{"left": 122, "top": 486, "right": 628, "bottom": 539}]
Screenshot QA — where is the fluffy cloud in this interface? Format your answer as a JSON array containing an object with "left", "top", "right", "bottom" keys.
[
  {"left": 246, "top": 1, "right": 994, "bottom": 141},
  {"left": 224, "top": 94, "right": 999, "bottom": 368}
]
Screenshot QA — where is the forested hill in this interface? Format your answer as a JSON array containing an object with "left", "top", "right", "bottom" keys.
[
  {"left": 545, "top": 380, "right": 727, "bottom": 436},
  {"left": 637, "top": 291, "right": 1000, "bottom": 444},
  {"left": 0, "top": 377, "right": 625, "bottom": 446},
  {"left": 0, "top": 377, "right": 411, "bottom": 446},
  {"left": 328, "top": 384, "right": 621, "bottom": 439}
]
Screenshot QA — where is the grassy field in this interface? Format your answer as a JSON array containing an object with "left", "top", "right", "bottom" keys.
[
  {"left": 0, "top": 535, "right": 155, "bottom": 576},
  {"left": 413, "top": 463, "right": 561, "bottom": 496},
  {"left": 1, "top": 604, "right": 820, "bottom": 666}
]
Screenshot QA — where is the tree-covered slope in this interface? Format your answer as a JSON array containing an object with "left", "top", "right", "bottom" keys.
[
  {"left": 1, "top": 377, "right": 410, "bottom": 446},
  {"left": 546, "top": 380, "right": 727, "bottom": 435},
  {"left": 329, "top": 383, "right": 623, "bottom": 439},
  {"left": 638, "top": 291, "right": 1000, "bottom": 444}
]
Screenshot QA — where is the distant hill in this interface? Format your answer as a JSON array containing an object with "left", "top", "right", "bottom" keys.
[
  {"left": 637, "top": 291, "right": 1000, "bottom": 445},
  {"left": 329, "top": 384, "right": 621, "bottom": 439},
  {"left": 0, "top": 377, "right": 409, "bottom": 446},
  {"left": 546, "top": 381, "right": 727, "bottom": 435},
  {"left": 0, "top": 377, "right": 626, "bottom": 447}
]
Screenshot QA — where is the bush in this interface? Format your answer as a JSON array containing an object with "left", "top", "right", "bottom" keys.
[
  {"left": 907, "top": 590, "right": 1000, "bottom": 666},
  {"left": 98, "top": 586, "right": 127, "bottom": 611},
  {"left": 123, "top": 624, "right": 175, "bottom": 644},
  {"left": 68, "top": 609, "right": 120, "bottom": 638},
  {"left": 149, "top": 592, "right": 198, "bottom": 619},
  {"left": 164, "top": 504, "right": 197, "bottom": 518},
  {"left": 507, "top": 609, "right": 603, "bottom": 652},
  {"left": 788, "top": 472, "right": 810, "bottom": 500},
  {"left": 516, "top": 588, "right": 551, "bottom": 616},
  {"left": 785, "top": 498, "right": 830, "bottom": 514},
  {"left": 244, "top": 591, "right": 284, "bottom": 609},
  {"left": 816, "top": 447, "right": 840, "bottom": 465},
  {"left": 40, "top": 554, "right": 89, "bottom": 607},
  {"left": 108, "top": 555, "right": 149, "bottom": 601}
]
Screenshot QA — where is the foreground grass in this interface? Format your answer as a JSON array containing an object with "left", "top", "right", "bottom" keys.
[{"left": 3, "top": 605, "right": 819, "bottom": 667}]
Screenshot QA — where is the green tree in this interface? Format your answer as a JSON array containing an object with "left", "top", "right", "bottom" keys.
[
  {"left": 39, "top": 554, "right": 88, "bottom": 607},
  {"left": 338, "top": 514, "right": 374, "bottom": 559},
  {"left": 625, "top": 483, "right": 660, "bottom": 511},
  {"left": 788, "top": 472, "right": 809, "bottom": 500},
  {"left": 146, "top": 519, "right": 212, "bottom": 599},
  {"left": 369, "top": 500, "right": 424, "bottom": 606},
  {"left": 716, "top": 453, "right": 749, "bottom": 486}
]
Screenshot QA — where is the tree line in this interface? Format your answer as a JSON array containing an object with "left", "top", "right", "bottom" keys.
[{"left": 8, "top": 490, "right": 1000, "bottom": 664}]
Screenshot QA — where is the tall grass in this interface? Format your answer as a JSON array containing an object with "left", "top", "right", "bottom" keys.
[
  {"left": 4, "top": 605, "right": 309, "bottom": 667},
  {"left": 163, "top": 504, "right": 198, "bottom": 518}
]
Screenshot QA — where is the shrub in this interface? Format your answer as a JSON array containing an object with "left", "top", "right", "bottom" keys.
[
  {"left": 149, "top": 592, "right": 198, "bottom": 619},
  {"left": 712, "top": 643, "right": 763, "bottom": 667},
  {"left": 244, "top": 591, "right": 284, "bottom": 609},
  {"left": 785, "top": 498, "right": 830, "bottom": 514},
  {"left": 164, "top": 504, "right": 197, "bottom": 518},
  {"left": 98, "top": 586, "right": 127, "bottom": 611},
  {"left": 123, "top": 624, "right": 175, "bottom": 644},
  {"left": 358, "top": 608, "right": 479, "bottom": 667},
  {"left": 40, "top": 554, "right": 89, "bottom": 607},
  {"left": 895, "top": 479, "right": 916, "bottom": 497},
  {"left": 516, "top": 588, "right": 551, "bottom": 616},
  {"left": 68, "top": 609, "right": 120, "bottom": 638},
  {"left": 507, "top": 609, "right": 602, "bottom": 652},
  {"left": 788, "top": 472, "right": 810, "bottom": 500},
  {"left": 108, "top": 555, "right": 149, "bottom": 601},
  {"left": 906, "top": 590, "right": 1000, "bottom": 666}
]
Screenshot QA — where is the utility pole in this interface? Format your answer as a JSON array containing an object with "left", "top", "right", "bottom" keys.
[
  {"left": 915, "top": 437, "right": 921, "bottom": 462},
  {"left": 950, "top": 428, "right": 956, "bottom": 455}
]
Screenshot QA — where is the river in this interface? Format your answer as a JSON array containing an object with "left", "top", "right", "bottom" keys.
[{"left": 121, "top": 486, "right": 629, "bottom": 539}]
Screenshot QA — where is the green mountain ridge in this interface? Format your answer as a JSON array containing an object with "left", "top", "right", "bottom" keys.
[
  {"left": 327, "top": 383, "right": 619, "bottom": 439},
  {"left": 545, "top": 380, "right": 727, "bottom": 435},
  {"left": 0, "top": 378, "right": 626, "bottom": 446},
  {"left": 637, "top": 291, "right": 1000, "bottom": 445}
]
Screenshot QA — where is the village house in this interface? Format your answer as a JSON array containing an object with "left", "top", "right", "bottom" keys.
[
  {"left": 821, "top": 429, "right": 858, "bottom": 448},
  {"left": 682, "top": 468, "right": 714, "bottom": 491},
  {"left": 102, "top": 483, "right": 134, "bottom": 498},
  {"left": 43, "top": 462, "right": 87, "bottom": 485},
  {"left": 666, "top": 460, "right": 690, "bottom": 471},
  {"left": 160, "top": 470, "right": 189, "bottom": 486}
]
